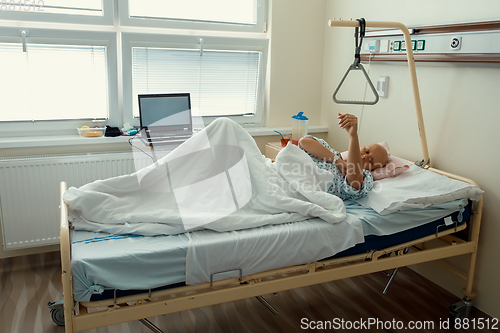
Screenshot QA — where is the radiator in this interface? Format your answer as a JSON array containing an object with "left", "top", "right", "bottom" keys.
[{"left": 0, "top": 152, "right": 153, "bottom": 250}]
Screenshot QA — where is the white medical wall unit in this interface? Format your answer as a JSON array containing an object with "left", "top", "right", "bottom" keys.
[{"left": 359, "top": 20, "right": 500, "bottom": 64}]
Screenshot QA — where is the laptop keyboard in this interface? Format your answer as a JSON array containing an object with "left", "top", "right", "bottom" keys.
[
  {"left": 139, "top": 131, "right": 192, "bottom": 147},
  {"left": 150, "top": 133, "right": 191, "bottom": 139},
  {"left": 148, "top": 133, "right": 191, "bottom": 141}
]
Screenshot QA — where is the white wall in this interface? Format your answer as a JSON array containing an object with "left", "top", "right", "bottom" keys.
[
  {"left": 266, "top": 0, "right": 326, "bottom": 128},
  {"left": 322, "top": 0, "right": 500, "bottom": 318}
]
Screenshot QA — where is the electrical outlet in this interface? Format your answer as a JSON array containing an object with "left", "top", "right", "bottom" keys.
[
  {"left": 377, "top": 76, "right": 389, "bottom": 98},
  {"left": 369, "top": 40, "right": 380, "bottom": 53},
  {"left": 450, "top": 36, "right": 462, "bottom": 50},
  {"left": 380, "top": 40, "right": 390, "bottom": 52}
]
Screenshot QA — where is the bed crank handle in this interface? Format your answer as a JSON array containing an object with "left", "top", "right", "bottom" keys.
[{"left": 210, "top": 268, "right": 242, "bottom": 287}]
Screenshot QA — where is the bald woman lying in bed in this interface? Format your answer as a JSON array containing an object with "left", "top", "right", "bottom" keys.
[{"left": 299, "top": 113, "right": 388, "bottom": 200}]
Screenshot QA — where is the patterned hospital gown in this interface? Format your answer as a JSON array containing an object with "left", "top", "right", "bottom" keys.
[{"left": 299, "top": 135, "right": 374, "bottom": 201}]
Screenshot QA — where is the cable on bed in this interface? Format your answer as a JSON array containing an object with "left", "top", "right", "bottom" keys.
[{"left": 128, "top": 136, "right": 155, "bottom": 163}]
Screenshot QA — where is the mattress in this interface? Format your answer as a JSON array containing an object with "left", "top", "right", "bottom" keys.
[
  {"left": 71, "top": 199, "right": 469, "bottom": 302},
  {"left": 72, "top": 214, "right": 365, "bottom": 302}
]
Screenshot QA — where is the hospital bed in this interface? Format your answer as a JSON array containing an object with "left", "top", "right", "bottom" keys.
[
  {"left": 54, "top": 176, "right": 482, "bottom": 333},
  {"left": 51, "top": 20, "right": 484, "bottom": 333}
]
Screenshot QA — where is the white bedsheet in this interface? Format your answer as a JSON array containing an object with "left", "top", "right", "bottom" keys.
[
  {"left": 186, "top": 215, "right": 364, "bottom": 285},
  {"left": 70, "top": 199, "right": 469, "bottom": 301},
  {"left": 355, "top": 164, "right": 483, "bottom": 215},
  {"left": 64, "top": 118, "right": 347, "bottom": 236}
]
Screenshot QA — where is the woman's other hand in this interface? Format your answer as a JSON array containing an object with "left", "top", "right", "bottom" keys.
[
  {"left": 338, "top": 113, "right": 358, "bottom": 137},
  {"left": 335, "top": 159, "right": 348, "bottom": 176},
  {"left": 299, "top": 136, "right": 337, "bottom": 163}
]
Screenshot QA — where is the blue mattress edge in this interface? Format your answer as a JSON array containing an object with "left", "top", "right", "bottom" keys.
[{"left": 332, "top": 201, "right": 471, "bottom": 258}]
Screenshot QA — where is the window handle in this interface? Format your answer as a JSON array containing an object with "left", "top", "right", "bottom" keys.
[
  {"left": 19, "top": 30, "right": 29, "bottom": 52},
  {"left": 196, "top": 38, "right": 204, "bottom": 57}
]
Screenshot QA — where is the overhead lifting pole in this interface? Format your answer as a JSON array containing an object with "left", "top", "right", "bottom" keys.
[{"left": 329, "top": 19, "right": 430, "bottom": 167}]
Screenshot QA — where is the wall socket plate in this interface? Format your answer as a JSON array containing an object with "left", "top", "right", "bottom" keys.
[
  {"left": 450, "top": 36, "right": 462, "bottom": 50},
  {"left": 377, "top": 76, "right": 389, "bottom": 98}
]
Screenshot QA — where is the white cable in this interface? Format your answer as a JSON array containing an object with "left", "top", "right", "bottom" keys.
[
  {"left": 358, "top": 52, "right": 373, "bottom": 135},
  {"left": 128, "top": 136, "right": 155, "bottom": 163}
]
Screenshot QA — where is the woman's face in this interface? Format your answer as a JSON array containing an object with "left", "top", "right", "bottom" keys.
[{"left": 360, "top": 144, "right": 388, "bottom": 171}]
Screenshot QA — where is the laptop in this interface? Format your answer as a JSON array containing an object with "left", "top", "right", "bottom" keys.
[{"left": 138, "top": 93, "right": 193, "bottom": 148}]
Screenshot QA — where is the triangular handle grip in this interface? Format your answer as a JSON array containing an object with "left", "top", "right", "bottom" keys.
[{"left": 332, "top": 63, "right": 380, "bottom": 105}]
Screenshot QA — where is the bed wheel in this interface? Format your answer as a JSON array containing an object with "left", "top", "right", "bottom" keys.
[
  {"left": 51, "top": 308, "right": 65, "bottom": 326},
  {"left": 449, "top": 297, "right": 473, "bottom": 320},
  {"left": 48, "top": 300, "right": 65, "bottom": 326}
]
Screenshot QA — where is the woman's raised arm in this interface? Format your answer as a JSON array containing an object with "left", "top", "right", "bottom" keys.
[{"left": 338, "top": 113, "right": 364, "bottom": 190}]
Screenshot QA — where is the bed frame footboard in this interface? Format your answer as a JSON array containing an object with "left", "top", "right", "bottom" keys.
[{"left": 427, "top": 166, "right": 483, "bottom": 302}]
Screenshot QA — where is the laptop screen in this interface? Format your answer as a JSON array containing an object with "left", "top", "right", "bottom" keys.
[{"left": 138, "top": 93, "right": 192, "bottom": 130}]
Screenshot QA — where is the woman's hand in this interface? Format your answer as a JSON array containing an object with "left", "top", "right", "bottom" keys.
[
  {"left": 338, "top": 113, "right": 358, "bottom": 137},
  {"left": 338, "top": 113, "right": 363, "bottom": 189}
]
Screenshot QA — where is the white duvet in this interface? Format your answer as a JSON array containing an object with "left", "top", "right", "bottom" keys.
[{"left": 64, "top": 118, "right": 347, "bottom": 235}]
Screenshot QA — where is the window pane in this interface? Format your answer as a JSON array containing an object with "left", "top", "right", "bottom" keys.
[
  {"left": 0, "top": 43, "right": 108, "bottom": 121},
  {"left": 132, "top": 47, "right": 260, "bottom": 117},
  {"left": 13, "top": 0, "right": 103, "bottom": 16},
  {"left": 129, "top": 0, "right": 256, "bottom": 25}
]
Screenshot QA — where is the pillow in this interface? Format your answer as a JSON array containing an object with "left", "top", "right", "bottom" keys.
[
  {"left": 356, "top": 164, "right": 483, "bottom": 215},
  {"left": 340, "top": 142, "right": 409, "bottom": 180}
]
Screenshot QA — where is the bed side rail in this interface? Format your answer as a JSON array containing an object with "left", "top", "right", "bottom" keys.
[
  {"left": 396, "top": 161, "right": 483, "bottom": 299},
  {"left": 60, "top": 181, "right": 74, "bottom": 333}
]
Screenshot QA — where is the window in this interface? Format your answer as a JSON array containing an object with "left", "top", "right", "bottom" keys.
[
  {"left": 122, "top": 34, "right": 267, "bottom": 127},
  {"left": 0, "top": 43, "right": 108, "bottom": 121},
  {"left": 0, "top": 28, "right": 117, "bottom": 136},
  {"left": 128, "top": 0, "right": 256, "bottom": 25},
  {"left": 121, "top": 0, "right": 267, "bottom": 33},
  {"left": 132, "top": 48, "right": 260, "bottom": 118},
  {"left": 0, "top": 0, "right": 112, "bottom": 24},
  {"left": 0, "top": 1, "right": 268, "bottom": 138},
  {"left": 18, "top": 0, "right": 104, "bottom": 16}
]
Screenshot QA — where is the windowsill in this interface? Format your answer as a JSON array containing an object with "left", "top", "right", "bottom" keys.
[
  {"left": 246, "top": 125, "right": 328, "bottom": 137},
  {"left": 0, "top": 125, "right": 328, "bottom": 149}
]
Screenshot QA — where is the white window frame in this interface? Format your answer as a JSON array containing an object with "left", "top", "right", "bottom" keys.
[
  {"left": 119, "top": 0, "right": 267, "bottom": 33},
  {"left": 0, "top": 27, "right": 118, "bottom": 137},
  {"left": 0, "top": 0, "right": 114, "bottom": 25},
  {"left": 0, "top": 0, "right": 269, "bottom": 139},
  {"left": 122, "top": 33, "right": 268, "bottom": 128}
]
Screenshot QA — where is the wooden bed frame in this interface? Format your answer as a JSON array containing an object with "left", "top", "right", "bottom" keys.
[{"left": 55, "top": 20, "right": 484, "bottom": 332}]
